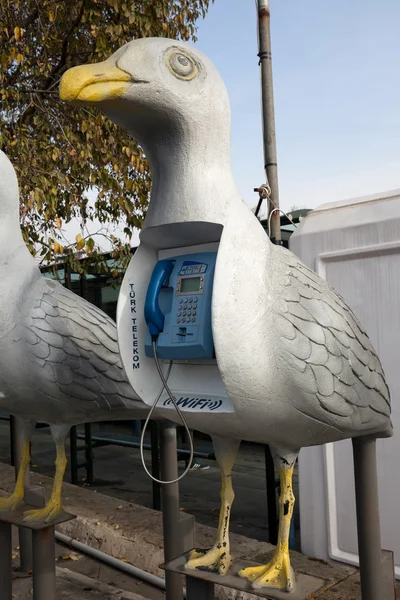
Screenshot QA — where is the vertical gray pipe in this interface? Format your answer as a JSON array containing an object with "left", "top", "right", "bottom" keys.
[
  {"left": 257, "top": 0, "right": 281, "bottom": 242},
  {"left": 186, "top": 576, "right": 215, "bottom": 600},
  {"left": 32, "top": 527, "right": 56, "bottom": 600},
  {"left": 352, "top": 437, "right": 383, "bottom": 600},
  {"left": 11, "top": 416, "right": 32, "bottom": 571},
  {"left": 159, "top": 421, "right": 184, "bottom": 600},
  {"left": 0, "top": 521, "right": 12, "bottom": 599}
]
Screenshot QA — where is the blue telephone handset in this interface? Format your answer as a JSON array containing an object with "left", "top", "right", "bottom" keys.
[
  {"left": 144, "top": 259, "right": 174, "bottom": 337},
  {"left": 144, "top": 252, "right": 217, "bottom": 360}
]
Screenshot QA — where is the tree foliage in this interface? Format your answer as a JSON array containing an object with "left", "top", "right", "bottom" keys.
[{"left": 0, "top": 0, "right": 212, "bottom": 273}]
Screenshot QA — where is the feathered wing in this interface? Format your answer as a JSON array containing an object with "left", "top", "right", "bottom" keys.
[
  {"left": 21, "top": 276, "right": 142, "bottom": 417},
  {"left": 273, "top": 247, "right": 391, "bottom": 435}
]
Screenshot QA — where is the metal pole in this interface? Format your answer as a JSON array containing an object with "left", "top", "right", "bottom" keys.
[
  {"left": 9, "top": 417, "right": 15, "bottom": 467},
  {"left": 0, "top": 521, "right": 12, "bottom": 600},
  {"left": 352, "top": 437, "right": 383, "bottom": 600},
  {"left": 150, "top": 421, "right": 161, "bottom": 510},
  {"left": 84, "top": 423, "right": 94, "bottom": 484},
  {"left": 32, "top": 526, "right": 56, "bottom": 600},
  {"left": 159, "top": 421, "right": 184, "bottom": 600},
  {"left": 257, "top": 0, "right": 281, "bottom": 242},
  {"left": 186, "top": 575, "right": 215, "bottom": 600},
  {"left": 11, "top": 416, "right": 32, "bottom": 571}
]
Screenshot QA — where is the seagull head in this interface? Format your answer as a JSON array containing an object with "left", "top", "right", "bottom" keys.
[{"left": 60, "top": 37, "right": 231, "bottom": 155}]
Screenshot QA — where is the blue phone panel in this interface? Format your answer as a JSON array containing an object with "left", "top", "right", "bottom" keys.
[{"left": 144, "top": 252, "right": 217, "bottom": 360}]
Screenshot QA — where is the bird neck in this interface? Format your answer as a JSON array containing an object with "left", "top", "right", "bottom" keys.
[
  {"left": 129, "top": 115, "right": 241, "bottom": 246},
  {"left": 0, "top": 202, "right": 31, "bottom": 259}
]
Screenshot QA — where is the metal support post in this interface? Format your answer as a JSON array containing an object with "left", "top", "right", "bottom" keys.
[
  {"left": 257, "top": 0, "right": 281, "bottom": 243},
  {"left": 0, "top": 521, "right": 12, "bottom": 600},
  {"left": 9, "top": 416, "right": 15, "bottom": 467},
  {"left": 150, "top": 420, "right": 161, "bottom": 510},
  {"left": 186, "top": 575, "right": 215, "bottom": 600},
  {"left": 84, "top": 423, "right": 94, "bottom": 484},
  {"left": 11, "top": 416, "right": 32, "bottom": 571},
  {"left": 159, "top": 421, "right": 184, "bottom": 600},
  {"left": 352, "top": 437, "right": 383, "bottom": 600},
  {"left": 32, "top": 526, "right": 56, "bottom": 600}
]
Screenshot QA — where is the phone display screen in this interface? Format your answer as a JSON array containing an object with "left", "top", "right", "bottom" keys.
[{"left": 180, "top": 277, "right": 201, "bottom": 293}]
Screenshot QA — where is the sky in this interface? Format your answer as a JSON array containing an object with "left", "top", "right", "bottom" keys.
[{"left": 194, "top": 0, "right": 400, "bottom": 216}]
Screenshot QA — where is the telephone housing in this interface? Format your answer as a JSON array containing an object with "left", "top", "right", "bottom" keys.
[{"left": 144, "top": 252, "right": 217, "bottom": 360}]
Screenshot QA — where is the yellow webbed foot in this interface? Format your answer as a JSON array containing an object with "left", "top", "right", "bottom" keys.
[
  {"left": 0, "top": 493, "right": 24, "bottom": 512},
  {"left": 23, "top": 501, "right": 63, "bottom": 524},
  {"left": 185, "top": 544, "right": 232, "bottom": 575},
  {"left": 239, "top": 551, "right": 295, "bottom": 592}
]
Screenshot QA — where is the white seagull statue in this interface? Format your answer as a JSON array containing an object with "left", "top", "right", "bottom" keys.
[
  {"left": 0, "top": 150, "right": 148, "bottom": 522},
  {"left": 60, "top": 38, "right": 392, "bottom": 591}
]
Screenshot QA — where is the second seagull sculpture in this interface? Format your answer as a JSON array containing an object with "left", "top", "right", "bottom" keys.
[{"left": 0, "top": 150, "right": 148, "bottom": 522}]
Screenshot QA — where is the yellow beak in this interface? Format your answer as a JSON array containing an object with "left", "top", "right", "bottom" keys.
[{"left": 59, "top": 61, "right": 131, "bottom": 104}]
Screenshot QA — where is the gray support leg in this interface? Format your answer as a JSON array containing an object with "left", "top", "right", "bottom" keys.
[
  {"left": 352, "top": 437, "right": 383, "bottom": 600},
  {"left": 0, "top": 521, "right": 12, "bottom": 600},
  {"left": 32, "top": 526, "right": 56, "bottom": 600},
  {"left": 12, "top": 416, "right": 32, "bottom": 571},
  {"left": 186, "top": 575, "right": 215, "bottom": 600},
  {"left": 160, "top": 421, "right": 184, "bottom": 600}
]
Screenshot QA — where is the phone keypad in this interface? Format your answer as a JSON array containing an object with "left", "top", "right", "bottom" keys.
[{"left": 176, "top": 297, "right": 197, "bottom": 322}]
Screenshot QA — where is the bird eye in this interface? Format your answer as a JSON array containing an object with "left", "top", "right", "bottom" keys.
[{"left": 167, "top": 52, "right": 198, "bottom": 81}]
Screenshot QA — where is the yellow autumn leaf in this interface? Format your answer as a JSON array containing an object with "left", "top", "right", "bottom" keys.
[
  {"left": 59, "top": 245, "right": 64, "bottom": 254},
  {"left": 55, "top": 217, "right": 62, "bottom": 229},
  {"left": 48, "top": 10, "right": 55, "bottom": 22},
  {"left": 14, "top": 26, "right": 20, "bottom": 41},
  {"left": 16, "top": 53, "right": 24, "bottom": 65},
  {"left": 54, "top": 242, "right": 60, "bottom": 254},
  {"left": 76, "top": 238, "right": 85, "bottom": 251}
]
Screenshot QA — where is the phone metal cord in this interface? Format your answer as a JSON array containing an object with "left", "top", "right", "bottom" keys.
[{"left": 139, "top": 340, "right": 194, "bottom": 485}]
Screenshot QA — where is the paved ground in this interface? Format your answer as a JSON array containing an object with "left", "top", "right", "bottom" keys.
[{"left": 0, "top": 419, "right": 300, "bottom": 546}]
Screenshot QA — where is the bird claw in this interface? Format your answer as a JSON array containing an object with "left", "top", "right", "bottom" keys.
[
  {"left": 23, "top": 502, "right": 63, "bottom": 523},
  {"left": 239, "top": 552, "right": 295, "bottom": 592},
  {"left": 185, "top": 544, "right": 232, "bottom": 575},
  {"left": 0, "top": 494, "right": 23, "bottom": 512}
]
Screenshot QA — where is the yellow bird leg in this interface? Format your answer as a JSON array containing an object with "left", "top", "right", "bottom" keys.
[
  {"left": 185, "top": 473, "right": 234, "bottom": 575},
  {"left": 0, "top": 441, "right": 30, "bottom": 511},
  {"left": 24, "top": 439, "right": 67, "bottom": 523},
  {"left": 239, "top": 463, "right": 296, "bottom": 592}
]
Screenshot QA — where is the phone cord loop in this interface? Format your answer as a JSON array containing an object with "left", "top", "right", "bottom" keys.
[{"left": 139, "top": 339, "right": 194, "bottom": 485}]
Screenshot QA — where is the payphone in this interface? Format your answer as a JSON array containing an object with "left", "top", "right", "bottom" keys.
[{"left": 144, "top": 252, "right": 217, "bottom": 360}]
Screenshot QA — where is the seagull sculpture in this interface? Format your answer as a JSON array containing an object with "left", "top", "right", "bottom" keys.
[
  {"left": 60, "top": 38, "right": 392, "bottom": 591},
  {"left": 0, "top": 150, "right": 148, "bottom": 522}
]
